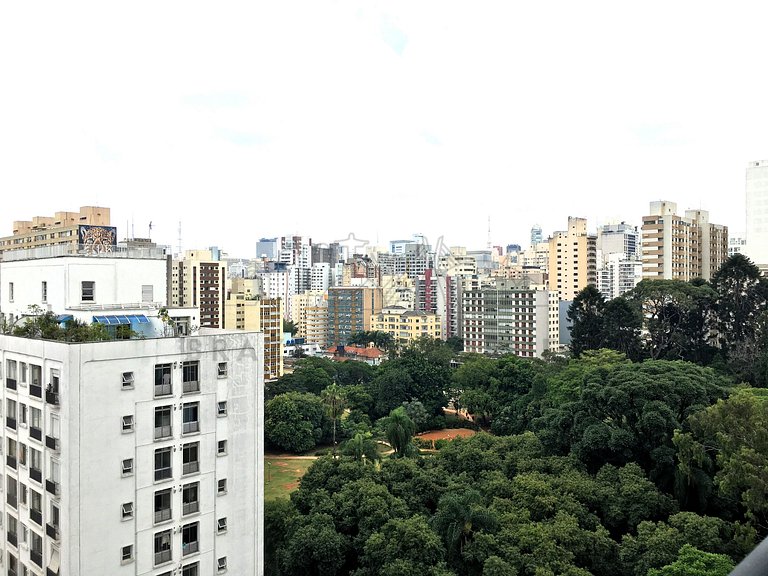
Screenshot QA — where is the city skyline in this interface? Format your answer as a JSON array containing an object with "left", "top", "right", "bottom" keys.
[{"left": 3, "top": 2, "right": 768, "bottom": 255}]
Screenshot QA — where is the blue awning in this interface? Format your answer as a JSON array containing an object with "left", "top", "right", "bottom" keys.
[{"left": 93, "top": 314, "right": 150, "bottom": 325}]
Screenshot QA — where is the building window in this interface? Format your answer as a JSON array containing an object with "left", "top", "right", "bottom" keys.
[
  {"left": 122, "top": 415, "right": 134, "bottom": 433},
  {"left": 121, "top": 502, "right": 134, "bottom": 520},
  {"left": 41, "top": 281, "right": 47, "bottom": 303},
  {"left": 218, "top": 557, "right": 228, "bottom": 572},
  {"left": 217, "top": 517, "right": 227, "bottom": 533},
  {"left": 8, "top": 282, "right": 13, "bottom": 302},
  {"left": 217, "top": 440, "right": 227, "bottom": 456},
  {"left": 121, "top": 544, "right": 134, "bottom": 564},
  {"left": 154, "top": 529, "right": 172, "bottom": 565},
  {"left": 182, "top": 442, "right": 199, "bottom": 475},
  {"left": 217, "top": 479, "right": 227, "bottom": 495},
  {"left": 182, "top": 563, "right": 200, "bottom": 576},
  {"left": 217, "top": 362, "right": 228, "bottom": 378},
  {"left": 30, "top": 530, "right": 43, "bottom": 567},
  {"left": 217, "top": 401, "right": 227, "bottom": 417},
  {"left": 181, "top": 522, "right": 199, "bottom": 556},
  {"left": 182, "top": 482, "right": 199, "bottom": 515},
  {"left": 182, "top": 402, "right": 199, "bottom": 434},
  {"left": 154, "top": 447, "right": 172, "bottom": 481},
  {"left": 81, "top": 281, "right": 95, "bottom": 302},
  {"left": 154, "top": 488, "right": 172, "bottom": 523},
  {"left": 154, "top": 364, "right": 172, "bottom": 397},
  {"left": 122, "top": 458, "right": 134, "bottom": 476},
  {"left": 154, "top": 406, "right": 173, "bottom": 440},
  {"left": 142, "top": 284, "right": 154, "bottom": 303},
  {"left": 122, "top": 372, "right": 134, "bottom": 389},
  {"left": 182, "top": 361, "right": 200, "bottom": 393}
]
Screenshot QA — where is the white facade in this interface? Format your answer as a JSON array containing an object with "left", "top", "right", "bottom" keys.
[
  {"left": 1, "top": 255, "right": 167, "bottom": 322},
  {"left": 746, "top": 160, "right": 768, "bottom": 266},
  {"left": 0, "top": 330, "right": 264, "bottom": 576},
  {"left": 597, "top": 253, "right": 643, "bottom": 300},
  {"left": 309, "top": 263, "right": 331, "bottom": 293}
]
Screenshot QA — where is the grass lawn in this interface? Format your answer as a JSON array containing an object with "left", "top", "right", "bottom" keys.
[{"left": 265, "top": 457, "right": 315, "bottom": 501}]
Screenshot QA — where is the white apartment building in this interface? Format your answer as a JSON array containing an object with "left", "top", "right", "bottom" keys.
[
  {"left": 746, "top": 160, "right": 768, "bottom": 267},
  {"left": 597, "top": 253, "right": 643, "bottom": 300},
  {"left": 462, "top": 279, "right": 550, "bottom": 358},
  {"left": 0, "top": 329, "right": 264, "bottom": 576}
]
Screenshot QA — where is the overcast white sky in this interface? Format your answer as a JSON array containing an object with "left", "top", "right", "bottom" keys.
[{"left": 2, "top": 1, "right": 768, "bottom": 257}]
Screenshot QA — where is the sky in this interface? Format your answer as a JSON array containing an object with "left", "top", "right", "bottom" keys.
[{"left": 2, "top": 1, "right": 768, "bottom": 257}]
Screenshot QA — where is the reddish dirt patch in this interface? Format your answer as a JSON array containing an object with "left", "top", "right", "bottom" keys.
[
  {"left": 418, "top": 428, "right": 477, "bottom": 442},
  {"left": 283, "top": 482, "right": 299, "bottom": 491},
  {"left": 274, "top": 461, "right": 289, "bottom": 467}
]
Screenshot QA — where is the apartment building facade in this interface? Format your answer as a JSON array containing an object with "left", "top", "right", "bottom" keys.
[
  {"left": 170, "top": 251, "right": 227, "bottom": 329},
  {"left": 370, "top": 307, "right": 441, "bottom": 347},
  {"left": 326, "top": 287, "right": 383, "bottom": 347},
  {"left": 462, "top": 279, "right": 550, "bottom": 358},
  {"left": 641, "top": 201, "right": 728, "bottom": 281},
  {"left": 548, "top": 217, "right": 597, "bottom": 302},
  {"left": 0, "top": 330, "right": 264, "bottom": 576}
]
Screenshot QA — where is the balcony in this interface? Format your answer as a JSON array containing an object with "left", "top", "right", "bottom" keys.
[
  {"left": 6, "top": 377, "right": 17, "bottom": 391},
  {"left": 154, "top": 383, "right": 172, "bottom": 397},
  {"left": 46, "top": 523, "right": 59, "bottom": 540},
  {"left": 6, "top": 455, "right": 17, "bottom": 469},
  {"left": 30, "top": 383, "right": 42, "bottom": 398},
  {"left": 30, "top": 426, "right": 43, "bottom": 441},
  {"left": 182, "top": 461, "right": 199, "bottom": 475},
  {"left": 45, "top": 435, "right": 60, "bottom": 451},
  {"left": 154, "top": 549, "right": 172, "bottom": 565},
  {"left": 182, "top": 541, "right": 199, "bottom": 556},
  {"left": 46, "top": 389, "right": 60, "bottom": 406},
  {"left": 31, "top": 508, "right": 43, "bottom": 526},
  {"left": 30, "top": 467, "right": 42, "bottom": 483},
  {"left": 182, "top": 421, "right": 199, "bottom": 434},
  {"left": 182, "top": 501, "right": 199, "bottom": 515},
  {"left": 154, "top": 508, "right": 172, "bottom": 524},
  {"left": 154, "top": 425, "right": 172, "bottom": 440},
  {"left": 30, "top": 550, "right": 42, "bottom": 568},
  {"left": 46, "top": 479, "right": 60, "bottom": 496},
  {"left": 6, "top": 416, "right": 16, "bottom": 430},
  {"left": 182, "top": 380, "right": 200, "bottom": 394}
]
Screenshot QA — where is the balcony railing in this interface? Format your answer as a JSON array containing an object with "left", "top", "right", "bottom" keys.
[
  {"left": 154, "top": 549, "right": 172, "bottom": 565},
  {"left": 154, "top": 508, "right": 172, "bottom": 524},
  {"left": 31, "top": 508, "right": 43, "bottom": 526},
  {"left": 182, "top": 421, "right": 199, "bottom": 434},
  {"left": 154, "top": 383, "right": 172, "bottom": 397},
  {"left": 30, "top": 550, "right": 42, "bottom": 568},
  {"left": 154, "top": 468, "right": 172, "bottom": 482},
  {"left": 30, "top": 383, "right": 42, "bottom": 398},
  {"left": 30, "top": 467, "right": 42, "bottom": 483},
  {"left": 182, "top": 461, "right": 199, "bottom": 475},
  {"left": 182, "top": 541, "right": 199, "bottom": 556},
  {"left": 6, "top": 455, "right": 17, "bottom": 469},
  {"left": 46, "top": 523, "right": 59, "bottom": 540},
  {"left": 182, "top": 380, "right": 200, "bottom": 394},
  {"left": 45, "top": 435, "right": 60, "bottom": 451},
  {"left": 30, "top": 426, "right": 43, "bottom": 441},
  {"left": 6, "top": 416, "right": 16, "bottom": 430},
  {"left": 46, "top": 390, "right": 60, "bottom": 406},
  {"left": 6, "top": 377, "right": 17, "bottom": 390},
  {"left": 182, "top": 501, "right": 199, "bottom": 515},
  {"left": 154, "top": 425, "right": 172, "bottom": 440},
  {"left": 46, "top": 479, "right": 60, "bottom": 496}
]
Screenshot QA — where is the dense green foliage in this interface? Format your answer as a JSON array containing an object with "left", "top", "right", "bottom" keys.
[{"left": 7, "top": 309, "right": 131, "bottom": 341}]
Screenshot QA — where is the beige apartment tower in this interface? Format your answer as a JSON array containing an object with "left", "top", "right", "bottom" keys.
[
  {"left": 169, "top": 250, "right": 227, "bottom": 329},
  {"left": 548, "top": 217, "right": 597, "bottom": 301},
  {"left": 641, "top": 201, "right": 728, "bottom": 281}
]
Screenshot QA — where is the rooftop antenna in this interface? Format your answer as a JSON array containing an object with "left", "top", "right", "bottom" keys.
[{"left": 148, "top": 221, "right": 153, "bottom": 240}]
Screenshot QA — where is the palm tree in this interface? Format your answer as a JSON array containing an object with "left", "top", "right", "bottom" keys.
[
  {"left": 384, "top": 406, "right": 416, "bottom": 457},
  {"left": 342, "top": 432, "right": 381, "bottom": 464},
  {"left": 431, "top": 489, "right": 498, "bottom": 558},
  {"left": 321, "top": 383, "right": 346, "bottom": 453}
]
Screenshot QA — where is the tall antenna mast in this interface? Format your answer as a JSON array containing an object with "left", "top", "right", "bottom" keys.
[{"left": 487, "top": 215, "right": 492, "bottom": 250}]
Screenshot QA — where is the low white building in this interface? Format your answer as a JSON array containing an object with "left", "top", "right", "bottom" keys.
[{"left": 0, "top": 329, "right": 264, "bottom": 576}]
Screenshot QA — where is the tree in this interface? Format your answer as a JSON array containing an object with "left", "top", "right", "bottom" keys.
[
  {"left": 384, "top": 407, "right": 416, "bottom": 457},
  {"left": 711, "top": 254, "right": 768, "bottom": 348},
  {"left": 647, "top": 544, "right": 734, "bottom": 576},
  {"left": 401, "top": 400, "right": 430, "bottom": 431},
  {"left": 283, "top": 319, "right": 298, "bottom": 335},
  {"left": 342, "top": 432, "right": 380, "bottom": 464},
  {"left": 601, "top": 297, "right": 642, "bottom": 360},
  {"left": 265, "top": 392, "right": 327, "bottom": 453},
  {"left": 431, "top": 489, "right": 498, "bottom": 562},
  {"left": 361, "top": 516, "right": 447, "bottom": 575},
  {"left": 445, "top": 336, "right": 464, "bottom": 353},
  {"left": 279, "top": 513, "right": 348, "bottom": 576},
  {"left": 321, "top": 383, "right": 346, "bottom": 452},
  {"left": 567, "top": 286, "right": 606, "bottom": 357}
]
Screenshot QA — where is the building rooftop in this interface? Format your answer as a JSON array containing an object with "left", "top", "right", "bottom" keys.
[{"left": 1, "top": 243, "right": 169, "bottom": 262}]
